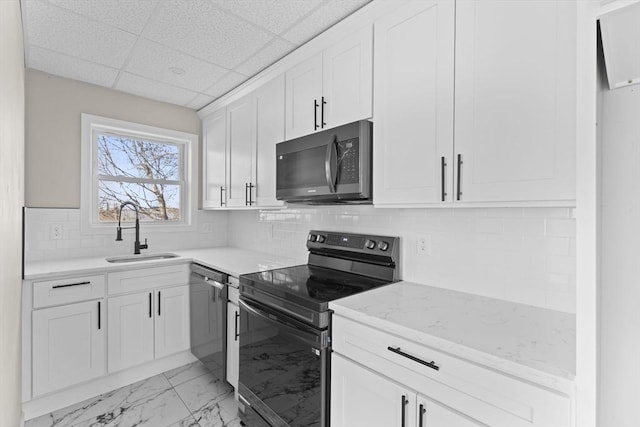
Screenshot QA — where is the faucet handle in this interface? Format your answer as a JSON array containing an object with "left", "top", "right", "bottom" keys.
[{"left": 140, "top": 238, "right": 148, "bottom": 250}]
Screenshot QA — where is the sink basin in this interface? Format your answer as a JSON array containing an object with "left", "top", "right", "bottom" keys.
[{"left": 106, "top": 253, "right": 179, "bottom": 263}]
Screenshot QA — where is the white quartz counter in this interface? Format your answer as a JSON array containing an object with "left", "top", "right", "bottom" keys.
[
  {"left": 24, "top": 247, "right": 302, "bottom": 280},
  {"left": 329, "top": 281, "right": 575, "bottom": 392}
]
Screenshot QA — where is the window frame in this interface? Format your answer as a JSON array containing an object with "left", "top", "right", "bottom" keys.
[{"left": 81, "top": 114, "right": 198, "bottom": 234}]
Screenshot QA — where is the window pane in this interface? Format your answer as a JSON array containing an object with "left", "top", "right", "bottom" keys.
[
  {"left": 97, "top": 133, "right": 180, "bottom": 180},
  {"left": 98, "top": 181, "right": 181, "bottom": 222}
]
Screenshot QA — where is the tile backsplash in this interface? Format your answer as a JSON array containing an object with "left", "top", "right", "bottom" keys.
[
  {"left": 25, "top": 205, "right": 576, "bottom": 313},
  {"left": 227, "top": 206, "right": 576, "bottom": 313},
  {"left": 24, "top": 208, "right": 228, "bottom": 262}
]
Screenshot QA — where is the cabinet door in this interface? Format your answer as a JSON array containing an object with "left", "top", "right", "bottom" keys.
[
  {"left": 155, "top": 286, "right": 190, "bottom": 359},
  {"left": 416, "top": 395, "right": 483, "bottom": 427},
  {"left": 32, "top": 300, "right": 105, "bottom": 396},
  {"left": 108, "top": 292, "right": 154, "bottom": 372},
  {"left": 254, "top": 75, "right": 285, "bottom": 207},
  {"left": 285, "top": 54, "right": 323, "bottom": 140},
  {"left": 373, "top": 0, "right": 455, "bottom": 206},
  {"left": 226, "top": 94, "right": 257, "bottom": 207},
  {"left": 322, "top": 25, "right": 373, "bottom": 130},
  {"left": 454, "top": 0, "right": 576, "bottom": 203},
  {"left": 202, "top": 107, "right": 227, "bottom": 208},
  {"left": 331, "top": 354, "right": 415, "bottom": 427},
  {"left": 226, "top": 301, "right": 239, "bottom": 389}
]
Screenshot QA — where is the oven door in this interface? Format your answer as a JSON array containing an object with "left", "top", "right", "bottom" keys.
[{"left": 238, "top": 297, "right": 330, "bottom": 427}]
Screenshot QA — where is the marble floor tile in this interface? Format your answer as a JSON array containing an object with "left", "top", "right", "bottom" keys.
[
  {"left": 173, "top": 372, "right": 240, "bottom": 427},
  {"left": 26, "top": 374, "right": 172, "bottom": 427},
  {"left": 163, "top": 360, "right": 211, "bottom": 387},
  {"left": 25, "top": 362, "right": 245, "bottom": 427},
  {"left": 71, "top": 388, "right": 190, "bottom": 427},
  {"left": 167, "top": 416, "right": 200, "bottom": 427}
]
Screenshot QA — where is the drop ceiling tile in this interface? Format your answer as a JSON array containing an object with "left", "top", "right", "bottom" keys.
[
  {"left": 235, "top": 39, "right": 296, "bottom": 76},
  {"left": 204, "top": 72, "right": 250, "bottom": 99},
  {"left": 23, "top": 0, "right": 137, "bottom": 68},
  {"left": 282, "top": 0, "right": 372, "bottom": 45},
  {"left": 116, "top": 72, "right": 199, "bottom": 106},
  {"left": 28, "top": 46, "right": 119, "bottom": 88},
  {"left": 126, "top": 39, "right": 230, "bottom": 92},
  {"left": 211, "top": 0, "right": 323, "bottom": 35},
  {"left": 187, "top": 94, "right": 215, "bottom": 110},
  {"left": 47, "top": 0, "right": 159, "bottom": 35},
  {"left": 143, "top": 0, "right": 273, "bottom": 69}
]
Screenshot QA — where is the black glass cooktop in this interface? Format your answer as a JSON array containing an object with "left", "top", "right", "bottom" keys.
[{"left": 240, "top": 264, "right": 392, "bottom": 312}]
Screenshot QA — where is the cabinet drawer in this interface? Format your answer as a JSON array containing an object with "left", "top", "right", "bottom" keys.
[
  {"left": 332, "top": 315, "right": 571, "bottom": 427},
  {"left": 108, "top": 264, "right": 189, "bottom": 295},
  {"left": 33, "top": 274, "right": 105, "bottom": 308}
]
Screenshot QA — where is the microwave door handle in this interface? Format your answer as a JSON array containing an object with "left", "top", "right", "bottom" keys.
[{"left": 325, "top": 135, "right": 338, "bottom": 193}]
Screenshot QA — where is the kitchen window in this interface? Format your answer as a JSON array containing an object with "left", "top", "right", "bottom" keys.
[{"left": 81, "top": 114, "right": 198, "bottom": 232}]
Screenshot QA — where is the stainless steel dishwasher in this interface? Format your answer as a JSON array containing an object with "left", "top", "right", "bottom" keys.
[{"left": 189, "top": 263, "right": 228, "bottom": 381}]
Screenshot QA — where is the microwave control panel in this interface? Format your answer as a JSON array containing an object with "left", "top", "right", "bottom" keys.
[{"left": 337, "top": 138, "right": 359, "bottom": 184}]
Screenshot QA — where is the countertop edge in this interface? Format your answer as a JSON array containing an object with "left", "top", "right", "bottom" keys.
[{"left": 330, "top": 298, "right": 575, "bottom": 395}]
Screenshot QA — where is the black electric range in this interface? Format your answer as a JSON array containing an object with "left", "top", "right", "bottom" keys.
[{"left": 237, "top": 230, "right": 400, "bottom": 427}]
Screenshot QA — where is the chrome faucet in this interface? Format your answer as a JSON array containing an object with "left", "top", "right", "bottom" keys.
[{"left": 115, "top": 201, "right": 148, "bottom": 255}]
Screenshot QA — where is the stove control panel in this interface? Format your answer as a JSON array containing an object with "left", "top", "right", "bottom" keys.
[{"left": 307, "top": 231, "right": 398, "bottom": 255}]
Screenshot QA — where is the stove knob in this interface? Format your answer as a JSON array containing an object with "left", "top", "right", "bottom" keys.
[
  {"left": 308, "top": 234, "right": 318, "bottom": 242},
  {"left": 365, "top": 239, "right": 376, "bottom": 249},
  {"left": 378, "top": 241, "right": 390, "bottom": 252},
  {"left": 317, "top": 235, "right": 326, "bottom": 243}
]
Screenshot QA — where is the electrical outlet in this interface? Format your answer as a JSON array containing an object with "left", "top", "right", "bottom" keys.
[
  {"left": 202, "top": 222, "right": 214, "bottom": 233},
  {"left": 416, "top": 234, "right": 431, "bottom": 255},
  {"left": 51, "top": 224, "right": 63, "bottom": 240}
]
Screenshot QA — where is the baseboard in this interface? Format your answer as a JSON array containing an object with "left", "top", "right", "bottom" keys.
[{"left": 22, "top": 351, "right": 196, "bottom": 421}]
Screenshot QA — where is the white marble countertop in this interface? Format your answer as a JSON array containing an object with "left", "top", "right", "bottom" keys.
[
  {"left": 329, "top": 281, "right": 576, "bottom": 392},
  {"left": 24, "top": 247, "right": 302, "bottom": 280}
]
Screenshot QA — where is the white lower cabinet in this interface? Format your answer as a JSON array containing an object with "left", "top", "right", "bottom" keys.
[
  {"left": 155, "top": 285, "right": 190, "bottom": 359},
  {"left": 32, "top": 299, "right": 105, "bottom": 396},
  {"left": 108, "top": 291, "right": 155, "bottom": 372},
  {"left": 332, "top": 354, "right": 480, "bottom": 427},
  {"left": 331, "top": 315, "right": 571, "bottom": 427},
  {"left": 226, "top": 300, "right": 239, "bottom": 389},
  {"left": 108, "top": 285, "right": 190, "bottom": 373}
]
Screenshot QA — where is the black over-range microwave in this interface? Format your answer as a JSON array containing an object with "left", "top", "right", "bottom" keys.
[{"left": 276, "top": 120, "right": 372, "bottom": 204}]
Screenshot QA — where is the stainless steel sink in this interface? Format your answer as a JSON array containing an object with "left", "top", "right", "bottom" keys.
[{"left": 106, "top": 253, "right": 179, "bottom": 263}]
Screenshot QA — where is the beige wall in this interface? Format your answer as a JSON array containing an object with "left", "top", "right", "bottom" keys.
[
  {"left": 25, "top": 70, "right": 202, "bottom": 208},
  {"left": 0, "top": 1, "right": 25, "bottom": 426}
]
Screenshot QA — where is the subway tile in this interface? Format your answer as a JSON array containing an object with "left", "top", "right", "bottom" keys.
[
  {"left": 475, "top": 218, "right": 503, "bottom": 234},
  {"left": 546, "top": 255, "right": 576, "bottom": 275},
  {"left": 523, "top": 207, "right": 571, "bottom": 218},
  {"left": 502, "top": 218, "right": 545, "bottom": 236},
  {"left": 545, "top": 219, "right": 576, "bottom": 237},
  {"left": 546, "top": 237, "right": 571, "bottom": 256}
]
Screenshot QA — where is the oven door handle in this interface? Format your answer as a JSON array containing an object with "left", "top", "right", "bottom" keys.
[
  {"left": 239, "top": 299, "right": 322, "bottom": 348},
  {"left": 325, "top": 135, "right": 338, "bottom": 193}
]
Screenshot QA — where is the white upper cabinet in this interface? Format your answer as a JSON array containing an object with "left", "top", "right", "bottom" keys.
[
  {"left": 202, "top": 75, "right": 286, "bottom": 209},
  {"left": 285, "top": 25, "right": 373, "bottom": 140},
  {"left": 226, "top": 94, "right": 257, "bottom": 207},
  {"left": 254, "top": 75, "right": 286, "bottom": 207},
  {"left": 322, "top": 26, "right": 373, "bottom": 131},
  {"left": 373, "top": 0, "right": 576, "bottom": 207},
  {"left": 373, "top": 0, "right": 455, "bottom": 206},
  {"left": 202, "top": 107, "right": 227, "bottom": 209},
  {"left": 453, "top": 0, "right": 576, "bottom": 203},
  {"left": 286, "top": 54, "right": 324, "bottom": 140}
]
